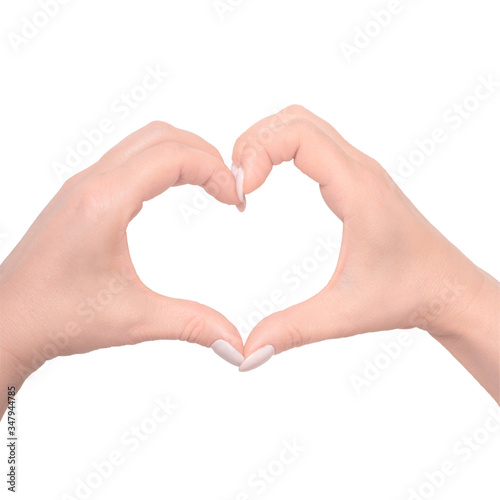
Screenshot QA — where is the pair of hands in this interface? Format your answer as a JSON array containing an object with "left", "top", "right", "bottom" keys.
[{"left": 1, "top": 106, "right": 498, "bottom": 410}]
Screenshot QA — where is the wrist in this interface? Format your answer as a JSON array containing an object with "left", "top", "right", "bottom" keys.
[
  {"left": 0, "top": 303, "right": 30, "bottom": 419},
  {"left": 425, "top": 263, "right": 500, "bottom": 340},
  {"left": 420, "top": 262, "right": 500, "bottom": 402},
  {"left": 0, "top": 339, "right": 29, "bottom": 420},
  {"left": 0, "top": 288, "right": 44, "bottom": 385}
]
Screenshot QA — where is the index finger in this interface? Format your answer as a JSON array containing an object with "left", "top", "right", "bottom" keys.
[
  {"left": 232, "top": 107, "right": 361, "bottom": 220},
  {"left": 86, "top": 121, "right": 225, "bottom": 175},
  {"left": 95, "top": 140, "right": 240, "bottom": 223}
]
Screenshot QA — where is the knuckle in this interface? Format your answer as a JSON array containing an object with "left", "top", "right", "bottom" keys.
[
  {"left": 361, "top": 158, "right": 392, "bottom": 188},
  {"left": 70, "top": 177, "right": 112, "bottom": 221},
  {"left": 288, "top": 116, "right": 315, "bottom": 133},
  {"left": 121, "top": 307, "right": 151, "bottom": 344},
  {"left": 284, "top": 104, "right": 309, "bottom": 117},
  {"left": 355, "top": 162, "right": 399, "bottom": 211},
  {"left": 280, "top": 317, "right": 304, "bottom": 350},
  {"left": 155, "top": 140, "right": 182, "bottom": 156},
  {"left": 154, "top": 141, "right": 189, "bottom": 170},
  {"left": 61, "top": 176, "right": 77, "bottom": 192},
  {"left": 201, "top": 175, "right": 223, "bottom": 197},
  {"left": 60, "top": 170, "right": 86, "bottom": 193},
  {"left": 179, "top": 310, "right": 207, "bottom": 344},
  {"left": 364, "top": 156, "right": 385, "bottom": 174},
  {"left": 145, "top": 120, "right": 173, "bottom": 139}
]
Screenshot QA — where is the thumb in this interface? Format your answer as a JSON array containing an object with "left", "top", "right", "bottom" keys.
[
  {"left": 239, "top": 288, "right": 358, "bottom": 372},
  {"left": 120, "top": 291, "right": 245, "bottom": 367}
]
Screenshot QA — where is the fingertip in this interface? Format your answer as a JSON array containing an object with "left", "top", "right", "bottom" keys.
[
  {"left": 239, "top": 345, "right": 275, "bottom": 372},
  {"left": 231, "top": 163, "right": 247, "bottom": 210},
  {"left": 210, "top": 339, "right": 244, "bottom": 367},
  {"left": 243, "top": 313, "right": 288, "bottom": 358},
  {"left": 232, "top": 137, "right": 273, "bottom": 197},
  {"left": 203, "top": 161, "right": 241, "bottom": 207},
  {"left": 210, "top": 318, "right": 244, "bottom": 354},
  {"left": 174, "top": 299, "right": 244, "bottom": 352}
]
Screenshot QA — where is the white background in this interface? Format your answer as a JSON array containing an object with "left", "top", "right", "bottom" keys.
[{"left": 1, "top": 0, "right": 499, "bottom": 499}]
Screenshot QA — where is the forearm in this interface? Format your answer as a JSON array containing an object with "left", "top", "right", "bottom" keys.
[
  {"left": 0, "top": 348, "right": 27, "bottom": 419},
  {"left": 0, "top": 294, "right": 37, "bottom": 420},
  {"left": 428, "top": 267, "right": 500, "bottom": 404}
]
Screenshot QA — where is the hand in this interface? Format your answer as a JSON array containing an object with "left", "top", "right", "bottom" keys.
[
  {"left": 234, "top": 106, "right": 499, "bottom": 403},
  {"left": 0, "top": 122, "right": 245, "bottom": 416}
]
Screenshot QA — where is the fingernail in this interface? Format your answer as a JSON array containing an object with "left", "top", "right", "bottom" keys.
[
  {"left": 235, "top": 168, "right": 246, "bottom": 205},
  {"left": 239, "top": 345, "right": 275, "bottom": 372},
  {"left": 211, "top": 340, "right": 244, "bottom": 367},
  {"left": 231, "top": 163, "right": 246, "bottom": 211}
]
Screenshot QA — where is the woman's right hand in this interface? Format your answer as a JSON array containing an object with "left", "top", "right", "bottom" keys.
[{"left": 0, "top": 121, "right": 246, "bottom": 418}]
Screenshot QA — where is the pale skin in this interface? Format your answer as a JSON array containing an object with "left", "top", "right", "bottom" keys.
[
  {"left": 0, "top": 122, "right": 245, "bottom": 417},
  {"left": 233, "top": 105, "right": 500, "bottom": 399},
  {"left": 1, "top": 107, "right": 499, "bottom": 419}
]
